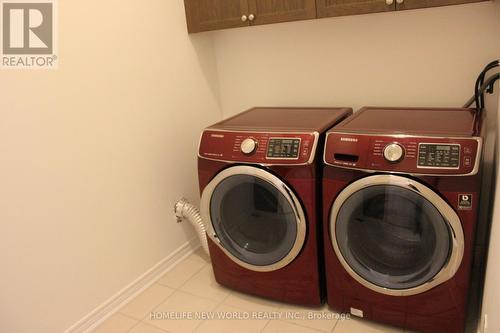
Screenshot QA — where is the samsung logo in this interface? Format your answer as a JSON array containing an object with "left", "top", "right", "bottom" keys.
[{"left": 340, "top": 137, "right": 358, "bottom": 142}]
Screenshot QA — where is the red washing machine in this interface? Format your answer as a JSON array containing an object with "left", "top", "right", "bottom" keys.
[
  {"left": 198, "top": 107, "right": 352, "bottom": 305},
  {"left": 322, "top": 107, "right": 484, "bottom": 332}
]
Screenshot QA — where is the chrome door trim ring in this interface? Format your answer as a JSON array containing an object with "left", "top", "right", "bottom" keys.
[
  {"left": 201, "top": 165, "right": 307, "bottom": 272},
  {"left": 329, "top": 174, "right": 464, "bottom": 296}
]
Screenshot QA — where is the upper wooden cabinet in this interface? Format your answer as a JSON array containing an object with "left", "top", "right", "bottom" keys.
[
  {"left": 317, "top": 0, "right": 394, "bottom": 18},
  {"left": 184, "top": 0, "right": 249, "bottom": 33},
  {"left": 317, "top": 0, "right": 487, "bottom": 18},
  {"left": 396, "top": 0, "right": 487, "bottom": 11},
  {"left": 184, "top": 0, "right": 316, "bottom": 33},
  {"left": 248, "top": 0, "right": 317, "bottom": 26},
  {"left": 184, "top": 0, "right": 489, "bottom": 33}
]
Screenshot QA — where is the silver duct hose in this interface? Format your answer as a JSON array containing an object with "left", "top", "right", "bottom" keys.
[{"left": 174, "top": 198, "right": 209, "bottom": 256}]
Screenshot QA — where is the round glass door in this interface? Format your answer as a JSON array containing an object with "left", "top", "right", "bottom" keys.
[
  {"left": 201, "top": 166, "right": 306, "bottom": 272},
  {"left": 330, "top": 175, "right": 464, "bottom": 296}
]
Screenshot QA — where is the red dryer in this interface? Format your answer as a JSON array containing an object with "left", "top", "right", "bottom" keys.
[
  {"left": 198, "top": 107, "right": 352, "bottom": 305},
  {"left": 322, "top": 107, "right": 484, "bottom": 332}
]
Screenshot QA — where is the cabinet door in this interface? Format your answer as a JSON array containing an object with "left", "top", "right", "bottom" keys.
[
  {"left": 248, "top": 0, "right": 316, "bottom": 25},
  {"left": 396, "top": 0, "right": 487, "bottom": 10},
  {"left": 317, "top": 0, "right": 395, "bottom": 17},
  {"left": 184, "top": 0, "right": 249, "bottom": 33}
]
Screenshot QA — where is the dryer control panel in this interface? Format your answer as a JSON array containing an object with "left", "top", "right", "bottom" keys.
[
  {"left": 199, "top": 130, "right": 318, "bottom": 165},
  {"left": 324, "top": 133, "right": 482, "bottom": 175}
]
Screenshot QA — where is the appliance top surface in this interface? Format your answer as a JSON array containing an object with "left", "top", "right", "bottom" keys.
[
  {"left": 331, "top": 107, "right": 479, "bottom": 137},
  {"left": 209, "top": 107, "right": 353, "bottom": 133}
]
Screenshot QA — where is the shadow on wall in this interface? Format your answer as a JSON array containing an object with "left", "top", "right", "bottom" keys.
[{"left": 189, "top": 32, "right": 223, "bottom": 115}]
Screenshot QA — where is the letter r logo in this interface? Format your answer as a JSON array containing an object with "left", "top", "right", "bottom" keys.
[{"left": 2, "top": 2, "right": 53, "bottom": 54}]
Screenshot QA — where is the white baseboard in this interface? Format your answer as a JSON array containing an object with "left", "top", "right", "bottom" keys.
[{"left": 63, "top": 237, "right": 201, "bottom": 333}]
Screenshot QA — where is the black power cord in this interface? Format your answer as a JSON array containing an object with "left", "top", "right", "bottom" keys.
[
  {"left": 462, "top": 60, "right": 499, "bottom": 135},
  {"left": 464, "top": 60, "right": 500, "bottom": 110},
  {"left": 476, "top": 60, "right": 500, "bottom": 109},
  {"left": 465, "top": 71, "right": 500, "bottom": 109},
  {"left": 464, "top": 60, "right": 500, "bottom": 109},
  {"left": 477, "top": 73, "right": 500, "bottom": 100},
  {"left": 473, "top": 73, "right": 500, "bottom": 134}
]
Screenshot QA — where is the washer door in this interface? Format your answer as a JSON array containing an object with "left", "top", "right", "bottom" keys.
[
  {"left": 330, "top": 175, "right": 464, "bottom": 296},
  {"left": 201, "top": 165, "right": 307, "bottom": 272}
]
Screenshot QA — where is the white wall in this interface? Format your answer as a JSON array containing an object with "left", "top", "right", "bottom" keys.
[
  {"left": 212, "top": 2, "right": 500, "bottom": 117},
  {"left": 0, "top": 1, "right": 221, "bottom": 333}
]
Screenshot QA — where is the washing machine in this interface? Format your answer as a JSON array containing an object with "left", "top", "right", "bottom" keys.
[
  {"left": 198, "top": 106, "right": 352, "bottom": 305},
  {"left": 322, "top": 107, "right": 484, "bottom": 332}
]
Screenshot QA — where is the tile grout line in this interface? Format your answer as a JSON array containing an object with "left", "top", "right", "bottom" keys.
[
  {"left": 276, "top": 319, "right": 329, "bottom": 333},
  {"left": 260, "top": 319, "right": 272, "bottom": 333},
  {"left": 121, "top": 286, "right": 178, "bottom": 333},
  {"left": 279, "top": 318, "right": 336, "bottom": 333},
  {"left": 120, "top": 312, "right": 142, "bottom": 322},
  {"left": 93, "top": 253, "right": 210, "bottom": 333},
  {"left": 118, "top": 287, "right": 176, "bottom": 321},
  {"left": 92, "top": 312, "right": 140, "bottom": 333},
  {"left": 220, "top": 291, "right": 284, "bottom": 313},
  {"left": 176, "top": 288, "right": 230, "bottom": 304},
  {"left": 134, "top": 320, "right": 173, "bottom": 333},
  {"left": 137, "top": 253, "right": 220, "bottom": 332},
  {"left": 192, "top": 286, "right": 234, "bottom": 332},
  {"left": 134, "top": 254, "right": 210, "bottom": 331},
  {"left": 155, "top": 258, "right": 208, "bottom": 290},
  {"left": 124, "top": 317, "right": 142, "bottom": 333},
  {"left": 330, "top": 317, "right": 339, "bottom": 333},
  {"left": 288, "top": 319, "right": 332, "bottom": 332}
]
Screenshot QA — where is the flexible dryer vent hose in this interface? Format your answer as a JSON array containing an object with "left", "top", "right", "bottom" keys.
[{"left": 174, "top": 198, "right": 209, "bottom": 256}]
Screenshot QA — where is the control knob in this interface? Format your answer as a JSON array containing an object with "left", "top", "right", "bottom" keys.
[
  {"left": 383, "top": 143, "right": 404, "bottom": 163},
  {"left": 241, "top": 138, "right": 257, "bottom": 155}
]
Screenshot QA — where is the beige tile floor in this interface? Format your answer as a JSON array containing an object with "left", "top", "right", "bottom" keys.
[{"left": 92, "top": 249, "right": 415, "bottom": 333}]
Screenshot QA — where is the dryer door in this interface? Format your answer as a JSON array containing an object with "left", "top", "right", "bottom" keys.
[
  {"left": 330, "top": 174, "right": 464, "bottom": 296},
  {"left": 201, "top": 165, "right": 307, "bottom": 272}
]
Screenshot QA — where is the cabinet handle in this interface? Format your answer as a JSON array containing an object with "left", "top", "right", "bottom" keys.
[
  {"left": 248, "top": 14, "right": 255, "bottom": 21},
  {"left": 385, "top": 0, "right": 394, "bottom": 4},
  {"left": 396, "top": 0, "right": 404, "bottom": 3},
  {"left": 241, "top": 15, "right": 248, "bottom": 22}
]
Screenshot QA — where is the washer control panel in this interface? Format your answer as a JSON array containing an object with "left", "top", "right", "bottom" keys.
[
  {"left": 418, "top": 144, "right": 460, "bottom": 169},
  {"left": 324, "top": 133, "right": 481, "bottom": 175},
  {"left": 199, "top": 130, "right": 317, "bottom": 165}
]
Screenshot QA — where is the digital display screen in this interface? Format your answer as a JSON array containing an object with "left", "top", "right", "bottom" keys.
[
  {"left": 418, "top": 144, "right": 460, "bottom": 168},
  {"left": 266, "top": 138, "right": 300, "bottom": 159}
]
